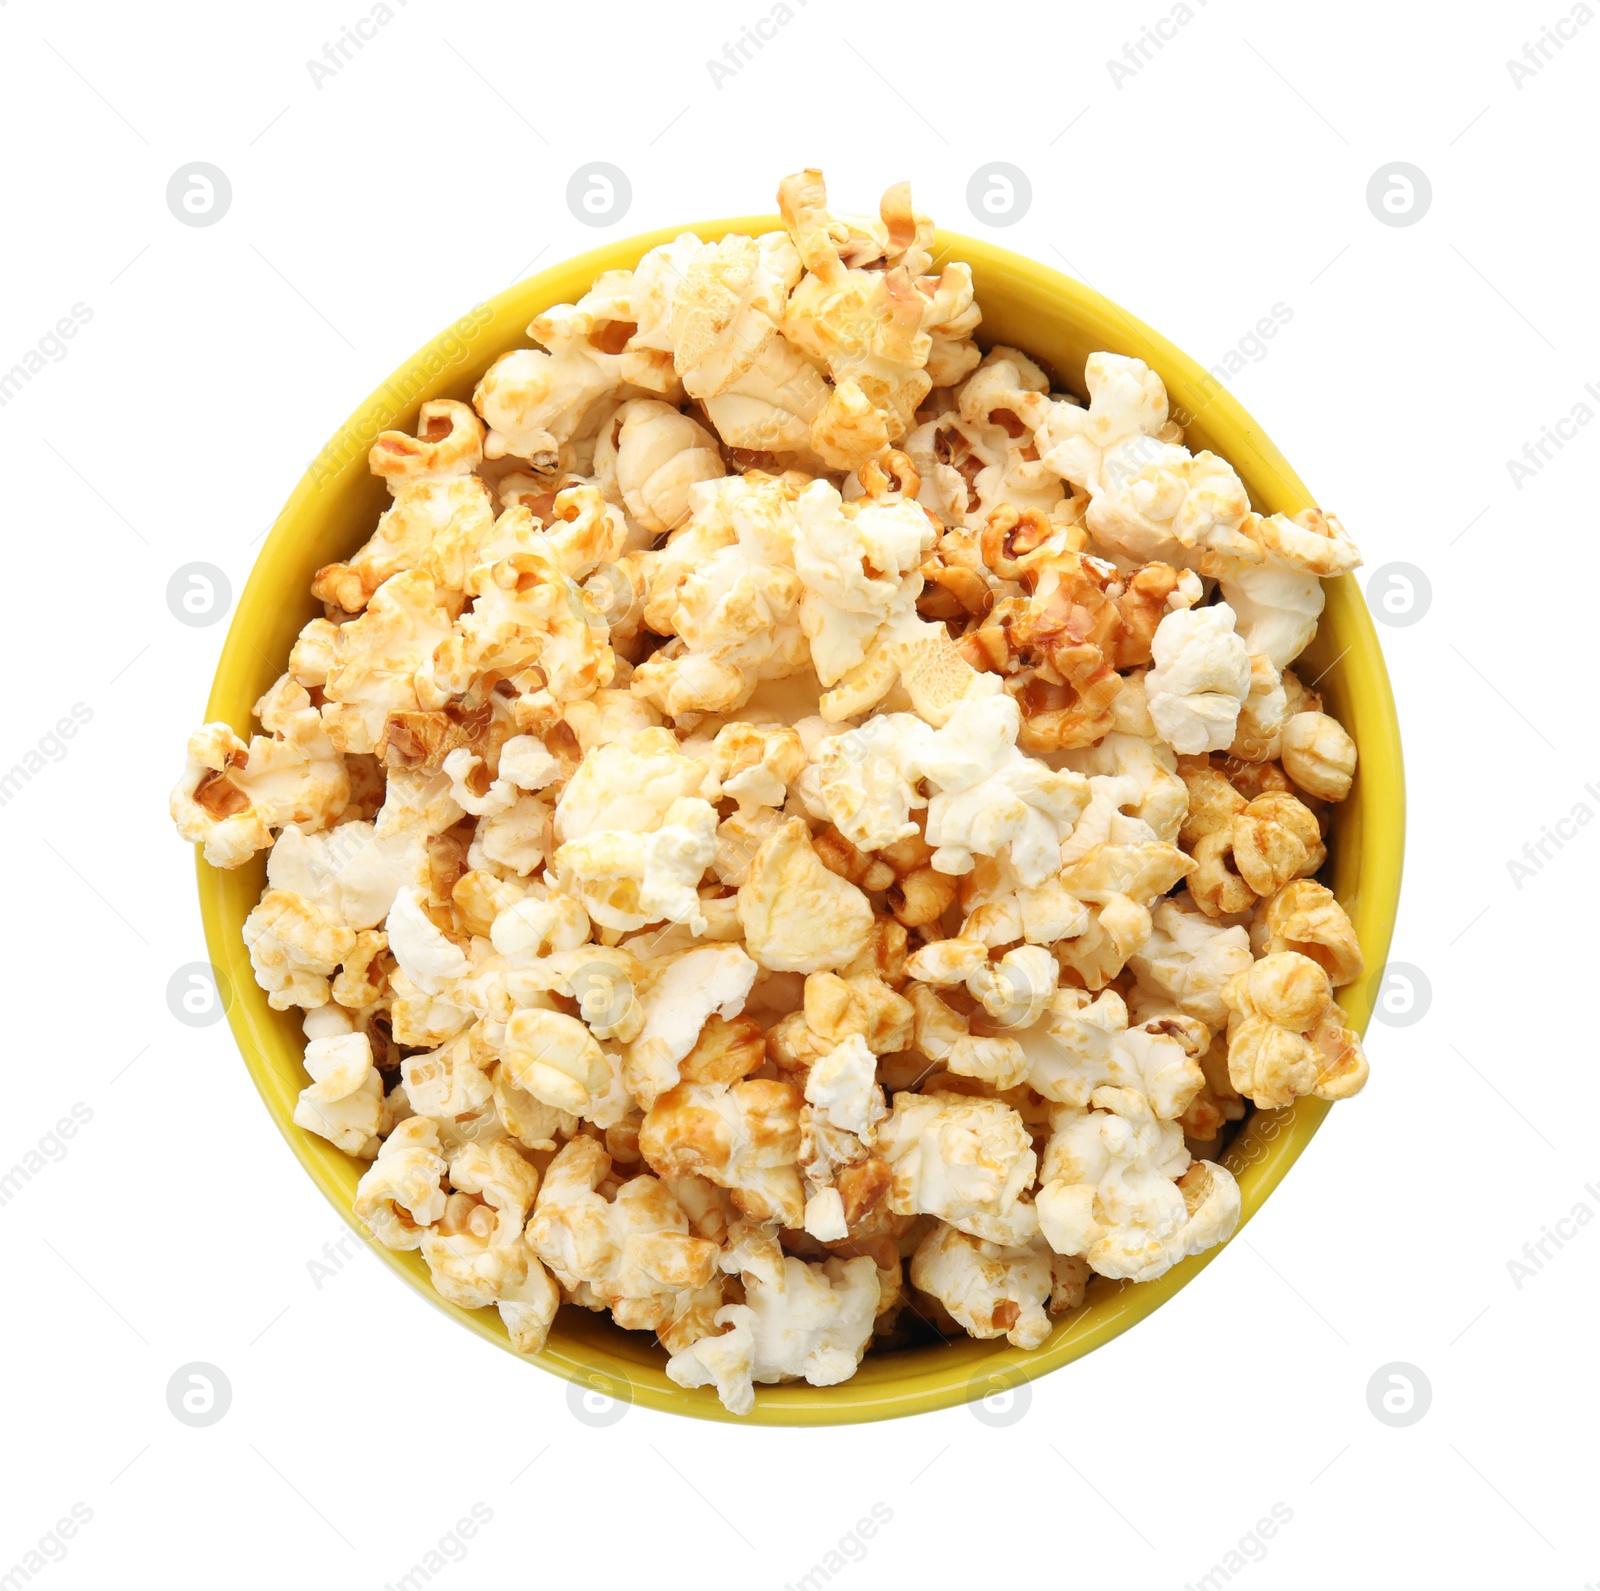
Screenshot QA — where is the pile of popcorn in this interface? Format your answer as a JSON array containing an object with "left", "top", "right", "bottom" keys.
[{"left": 172, "top": 170, "right": 1369, "bottom": 1415}]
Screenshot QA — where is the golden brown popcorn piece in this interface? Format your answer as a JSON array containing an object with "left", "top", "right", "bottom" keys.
[
  {"left": 640, "top": 1078, "right": 806, "bottom": 1227},
  {"left": 679, "top": 1014, "right": 767, "bottom": 1085},
  {"left": 314, "top": 401, "right": 496, "bottom": 613},
  {"left": 1231, "top": 792, "right": 1326, "bottom": 896},
  {"left": 1222, "top": 952, "right": 1368, "bottom": 1108},
  {"left": 1280, "top": 711, "right": 1357, "bottom": 802},
  {"left": 1251, "top": 879, "right": 1364, "bottom": 987}
]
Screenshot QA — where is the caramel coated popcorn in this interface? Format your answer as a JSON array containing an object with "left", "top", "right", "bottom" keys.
[{"left": 173, "top": 168, "right": 1371, "bottom": 1413}]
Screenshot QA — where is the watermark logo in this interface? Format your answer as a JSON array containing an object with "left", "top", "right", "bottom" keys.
[
  {"left": 566, "top": 164, "right": 631, "bottom": 227},
  {"left": 166, "top": 1362, "right": 232, "bottom": 1427},
  {"left": 167, "top": 962, "right": 233, "bottom": 1028},
  {"left": 965, "top": 164, "right": 1032, "bottom": 228},
  {"left": 166, "top": 163, "right": 232, "bottom": 228},
  {"left": 1365, "top": 163, "right": 1432, "bottom": 228},
  {"left": 566, "top": 1366, "right": 632, "bottom": 1426},
  {"left": 1365, "top": 561, "right": 1431, "bottom": 627},
  {"left": 966, "top": 1364, "right": 1031, "bottom": 1426},
  {"left": 166, "top": 563, "right": 233, "bottom": 627},
  {"left": 1366, "top": 1361, "right": 1431, "bottom": 1427},
  {"left": 1368, "top": 961, "right": 1431, "bottom": 1027}
]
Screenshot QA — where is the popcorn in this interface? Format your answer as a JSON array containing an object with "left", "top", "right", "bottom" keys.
[
  {"left": 790, "top": 478, "right": 937, "bottom": 697},
  {"left": 1036, "top": 1089, "right": 1240, "bottom": 1281},
  {"left": 500, "top": 1007, "right": 614, "bottom": 1119},
  {"left": 737, "top": 818, "right": 874, "bottom": 974},
  {"left": 665, "top": 1253, "right": 880, "bottom": 1414},
  {"left": 1250, "top": 880, "right": 1364, "bottom": 987},
  {"left": 1280, "top": 710, "right": 1358, "bottom": 801},
  {"left": 1035, "top": 353, "right": 1172, "bottom": 495},
  {"left": 176, "top": 167, "right": 1375, "bottom": 1400},
  {"left": 244, "top": 890, "right": 358, "bottom": 1011},
  {"left": 1129, "top": 896, "right": 1254, "bottom": 1029},
  {"left": 1222, "top": 952, "right": 1368, "bottom": 1107},
  {"left": 172, "top": 718, "right": 350, "bottom": 869},
  {"left": 876, "top": 1090, "right": 1039, "bottom": 1244},
  {"left": 526, "top": 1136, "right": 721, "bottom": 1333},
  {"left": 910, "top": 1225, "right": 1054, "bottom": 1349},
  {"left": 610, "top": 399, "right": 726, "bottom": 532},
  {"left": 293, "top": 1032, "right": 384, "bottom": 1156},
  {"left": 554, "top": 795, "right": 717, "bottom": 934},
  {"left": 313, "top": 400, "right": 497, "bottom": 612},
  {"left": 1015, "top": 988, "right": 1206, "bottom": 1120},
  {"left": 640, "top": 1078, "right": 805, "bottom": 1226},
  {"left": 1085, "top": 442, "right": 1260, "bottom": 570},
  {"left": 1213, "top": 511, "right": 1359, "bottom": 670},
  {"left": 624, "top": 942, "right": 759, "bottom": 1106},
  {"left": 354, "top": 1116, "right": 449, "bottom": 1250},
  {"left": 804, "top": 1032, "right": 889, "bottom": 1137},
  {"left": 1145, "top": 605, "right": 1253, "bottom": 755},
  {"left": 474, "top": 298, "right": 625, "bottom": 468},
  {"left": 707, "top": 721, "right": 806, "bottom": 813}
]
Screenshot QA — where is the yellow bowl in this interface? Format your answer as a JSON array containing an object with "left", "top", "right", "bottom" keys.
[{"left": 196, "top": 219, "right": 1404, "bottom": 1424}]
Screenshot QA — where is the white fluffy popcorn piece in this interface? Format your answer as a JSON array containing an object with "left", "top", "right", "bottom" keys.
[
  {"left": 473, "top": 300, "right": 623, "bottom": 468},
  {"left": 420, "top": 543, "right": 613, "bottom": 713},
  {"left": 624, "top": 943, "right": 759, "bottom": 1107},
  {"left": 400, "top": 1030, "right": 494, "bottom": 1121},
  {"left": 1145, "top": 604, "right": 1252, "bottom": 755},
  {"left": 609, "top": 399, "right": 726, "bottom": 533},
  {"left": 1130, "top": 897, "right": 1254, "bottom": 1030},
  {"left": 243, "top": 889, "right": 358, "bottom": 1011},
  {"left": 804, "top": 715, "right": 929, "bottom": 851},
  {"left": 790, "top": 478, "right": 937, "bottom": 689},
  {"left": 1057, "top": 732, "right": 1187, "bottom": 859},
  {"left": 944, "top": 1035, "right": 1030, "bottom": 1091},
  {"left": 266, "top": 820, "right": 425, "bottom": 932},
  {"left": 292, "top": 1032, "right": 384, "bottom": 1156},
  {"left": 555, "top": 796, "right": 717, "bottom": 934},
  {"left": 1086, "top": 441, "right": 1259, "bottom": 570},
  {"left": 664, "top": 230, "right": 802, "bottom": 400},
  {"left": 632, "top": 474, "right": 810, "bottom": 716},
  {"left": 172, "top": 716, "right": 349, "bottom": 869},
  {"left": 919, "top": 696, "right": 1090, "bottom": 885},
  {"left": 552, "top": 727, "right": 717, "bottom": 845},
  {"left": 875, "top": 1089, "right": 1039, "bottom": 1244},
  {"left": 967, "top": 944, "right": 1060, "bottom": 1029},
  {"left": 386, "top": 886, "right": 470, "bottom": 995},
  {"left": 1214, "top": 511, "right": 1359, "bottom": 670},
  {"left": 497, "top": 735, "right": 561, "bottom": 793},
  {"left": 1014, "top": 988, "right": 1205, "bottom": 1120},
  {"left": 665, "top": 1254, "right": 879, "bottom": 1415},
  {"left": 500, "top": 1007, "right": 614, "bottom": 1120},
  {"left": 353, "top": 1116, "right": 449, "bottom": 1250},
  {"left": 1036, "top": 1090, "right": 1240, "bottom": 1282},
  {"left": 736, "top": 818, "right": 874, "bottom": 974},
  {"left": 489, "top": 893, "right": 590, "bottom": 965},
  {"left": 706, "top": 722, "right": 806, "bottom": 814},
  {"left": 804, "top": 1033, "right": 888, "bottom": 1137},
  {"left": 1035, "top": 352, "right": 1171, "bottom": 495},
  {"left": 910, "top": 1225, "right": 1054, "bottom": 1349}
]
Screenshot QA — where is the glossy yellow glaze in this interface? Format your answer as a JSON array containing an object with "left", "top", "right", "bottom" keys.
[{"left": 195, "top": 220, "right": 1404, "bottom": 1424}]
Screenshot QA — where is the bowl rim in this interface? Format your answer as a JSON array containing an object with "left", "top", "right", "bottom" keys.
[{"left": 197, "top": 217, "right": 1405, "bottom": 1425}]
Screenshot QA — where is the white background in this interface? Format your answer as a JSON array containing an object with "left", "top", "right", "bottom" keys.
[{"left": 2, "top": 0, "right": 1594, "bottom": 1585}]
